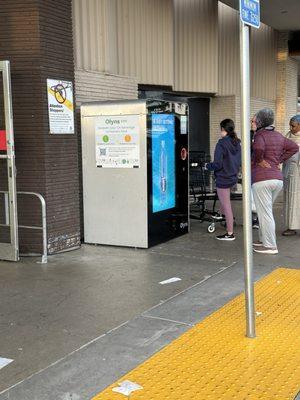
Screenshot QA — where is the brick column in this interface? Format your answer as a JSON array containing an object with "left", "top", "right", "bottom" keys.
[
  {"left": 210, "top": 96, "right": 236, "bottom": 156},
  {"left": 276, "top": 32, "right": 298, "bottom": 135},
  {"left": 0, "top": 1, "right": 80, "bottom": 254}
]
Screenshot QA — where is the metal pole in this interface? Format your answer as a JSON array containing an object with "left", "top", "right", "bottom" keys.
[
  {"left": 18, "top": 191, "right": 48, "bottom": 264},
  {"left": 4, "top": 192, "right": 9, "bottom": 226},
  {"left": 39, "top": 194, "right": 48, "bottom": 264},
  {"left": 240, "top": 21, "right": 256, "bottom": 338}
]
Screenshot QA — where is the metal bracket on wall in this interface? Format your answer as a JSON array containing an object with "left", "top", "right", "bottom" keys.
[{"left": 0, "top": 60, "right": 19, "bottom": 262}]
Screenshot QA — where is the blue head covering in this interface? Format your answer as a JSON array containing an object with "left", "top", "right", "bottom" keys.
[{"left": 290, "top": 115, "right": 300, "bottom": 124}]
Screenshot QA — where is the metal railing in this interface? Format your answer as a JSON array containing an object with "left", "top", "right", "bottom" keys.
[{"left": 0, "top": 191, "right": 47, "bottom": 263}]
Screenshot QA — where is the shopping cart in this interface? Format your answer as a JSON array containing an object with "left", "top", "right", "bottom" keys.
[
  {"left": 189, "top": 151, "right": 243, "bottom": 233},
  {"left": 189, "top": 151, "right": 221, "bottom": 233}
]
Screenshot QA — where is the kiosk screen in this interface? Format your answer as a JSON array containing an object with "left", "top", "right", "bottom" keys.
[{"left": 151, "top": 114, "right": 175, "bottom": 213}]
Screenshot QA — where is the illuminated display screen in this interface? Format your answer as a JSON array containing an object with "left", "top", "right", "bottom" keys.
[{"left": 151, "top": 114, "right": 176, "bottom": 213}]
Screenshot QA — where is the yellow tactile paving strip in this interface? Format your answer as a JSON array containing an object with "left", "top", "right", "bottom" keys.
[{"left": 92, "top": 268, "right": 300, "bottom": 400}]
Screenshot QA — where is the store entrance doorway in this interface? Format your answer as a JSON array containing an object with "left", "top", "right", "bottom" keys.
[{"left": 188, "top": 98, "right": 210, "bottom": 155}]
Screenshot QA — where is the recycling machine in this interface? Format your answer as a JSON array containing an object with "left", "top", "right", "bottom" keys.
[{"left": 81, "top": 99, "right": 189, "bottom": 248}]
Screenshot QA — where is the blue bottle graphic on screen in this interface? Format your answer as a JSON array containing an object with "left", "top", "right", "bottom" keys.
[
  {"left": 160, "top": 140, "right": 167, "bottom": 205},
  {"left": 152, "top": 114, "right": 175, "bottom": 213}
]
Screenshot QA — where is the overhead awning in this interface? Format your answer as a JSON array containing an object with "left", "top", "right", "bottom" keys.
[{"left": 220, "top": 0, "right": 300, "bottom": 31}]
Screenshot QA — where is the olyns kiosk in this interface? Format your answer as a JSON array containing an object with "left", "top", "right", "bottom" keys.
[{"left": 81, "top": 99, "right": 189, "bottom": 248}]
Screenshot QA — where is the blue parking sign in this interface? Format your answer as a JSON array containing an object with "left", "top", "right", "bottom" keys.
[{"left": 240, "top": 0, "right": 260, "bottom": 29}]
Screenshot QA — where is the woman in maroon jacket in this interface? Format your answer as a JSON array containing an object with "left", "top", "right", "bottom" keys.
[{"left": 251, "top": 108, "right": 298, "bottom": 254}]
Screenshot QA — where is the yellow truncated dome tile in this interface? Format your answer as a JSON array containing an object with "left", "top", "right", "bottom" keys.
[{"left": 92, "top": 268, "right": 300, "bottom": 400}]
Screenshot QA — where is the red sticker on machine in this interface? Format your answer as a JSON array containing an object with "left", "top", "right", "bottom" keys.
[{"left": 181, "top": 147, "right": 187, "bottom": 161}]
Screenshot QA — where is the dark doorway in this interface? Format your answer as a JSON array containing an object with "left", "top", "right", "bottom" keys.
[
  {"left": 188, "top": 98, "right": 210, "bottom": 154},
  {"left": 138, "top": 87, "right": 210, "bottom": 155}
]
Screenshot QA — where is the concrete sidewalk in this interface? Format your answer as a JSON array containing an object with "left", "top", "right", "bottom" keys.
[{"left": 0, "top": 200, "right": 299, "bottom": 399}]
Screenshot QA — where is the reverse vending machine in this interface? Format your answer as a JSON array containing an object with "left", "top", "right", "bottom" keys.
[{"left": 81, "top": 99, "right": 189, "bottom": 248}]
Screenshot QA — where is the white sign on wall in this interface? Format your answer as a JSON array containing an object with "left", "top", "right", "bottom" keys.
[
  {"left": 95, "top": 115, "right": 140, "bottom": 168},
  {"left": 47, "top": 79, "right": 75, "bottom": 134}
]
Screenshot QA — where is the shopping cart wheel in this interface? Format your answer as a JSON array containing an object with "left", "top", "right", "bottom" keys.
[{"left": 207, "top": 223, "right": 216, "bottom": 233}]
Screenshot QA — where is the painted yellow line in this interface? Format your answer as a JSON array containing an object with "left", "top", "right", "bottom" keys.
[{"left": 92, "top": 268, "right": 300, "bottom": 400}]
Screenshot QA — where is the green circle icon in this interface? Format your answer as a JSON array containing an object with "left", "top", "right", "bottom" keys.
[{"left": 103, "top": 135, "right": 109, "bottom": 143}]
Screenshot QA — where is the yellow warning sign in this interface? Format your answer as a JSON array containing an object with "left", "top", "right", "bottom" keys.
[{"left": 47, "top": 79, "right": 74, "bottom": 134}]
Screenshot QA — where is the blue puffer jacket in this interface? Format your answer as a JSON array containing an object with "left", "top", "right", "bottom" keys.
[{"left": 206, "top": 136, "right": 241, "bottom": 188}]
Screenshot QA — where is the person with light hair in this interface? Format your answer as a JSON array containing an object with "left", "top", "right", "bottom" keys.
[
  {"left": 282, "top": 115, "right": 300, "bottom": 236},
  {"left": 251, "top": 108, "right": 298, "bottom": 254}
]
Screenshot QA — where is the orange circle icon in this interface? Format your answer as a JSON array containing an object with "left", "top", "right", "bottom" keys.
[{"left": 124, "top": 134, "right": 132, "bottom": 143}]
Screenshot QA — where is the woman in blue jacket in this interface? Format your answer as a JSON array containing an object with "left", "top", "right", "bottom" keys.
[{"left": 206, "top": 119, "right": 241, "bottom": 241}]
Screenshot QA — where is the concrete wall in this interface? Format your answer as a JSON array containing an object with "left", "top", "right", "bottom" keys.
[
  {"left": 73, "top": 1, "right": 280, "bottom": 99},
  {"left": 211, "top": 2, "right": 278, "bottom": 154},
  {"left": 73, "top": 0, "right": 173, "bottom": 86},
  {"left": 218, "top": 2, "right": 277, "bottom": 101},
  {"left": 174, "top": 0, "right": 218, "bottom": 93},
  {"left": 210, "top": 96, "right": 236, "bottom": 153},
  {"left": 72, "top": 1, "right": 294, "bottom": 157},
  {"left": 250, "top": 24, "right": 277, "bottom": 101},
  {"left": 73, "top": 0, "right": 219, "bottom": 93},
  {"left": 73, "top": 0, "right": 116, "bottom": 73},
  {"left": 75, "top": 71, "right": 138, "bottom": 105},
  {"left": 210, "top": 96, "right": 276, "bottom": 156},
  {"left": 117, "top": 0, "right": 174, "bottom": 86},
  {"left": 218, "top": 3, "right": 240, "bottom": 97}
]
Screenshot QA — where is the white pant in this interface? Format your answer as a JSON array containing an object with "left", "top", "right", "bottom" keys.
[
  {"left": 252, "top": 180, "right": 283, "bottom": 248},
  {"left": 251, "top": 190, "right": 257, "bottom": 213}
]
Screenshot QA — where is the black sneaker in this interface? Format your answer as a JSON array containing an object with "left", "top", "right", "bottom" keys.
[{"left": 216, "top": 233, "right": 235, "bottom": 241}]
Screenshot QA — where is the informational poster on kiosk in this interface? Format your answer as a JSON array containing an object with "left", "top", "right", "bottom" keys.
[
  {"left": 47, "top": 79, "right": 74, "bottom": 134},
  {"left": 151, "top": 114, "right": 176, "bottom": 213},
  {"left": 95, "top": 115, "right": 140, "bottom": 168}
]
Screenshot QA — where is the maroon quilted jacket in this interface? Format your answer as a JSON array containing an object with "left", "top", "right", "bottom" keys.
[{"left": 252, "top": 127, "right": 299, "bottom": 184}]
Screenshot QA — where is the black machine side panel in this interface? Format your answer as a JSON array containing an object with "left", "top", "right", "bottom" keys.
[{"left": 188, "top": 98, "right": 210, "bottom": 154}]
